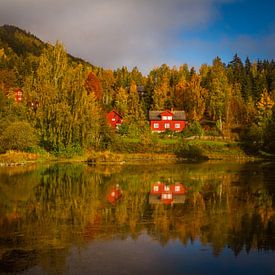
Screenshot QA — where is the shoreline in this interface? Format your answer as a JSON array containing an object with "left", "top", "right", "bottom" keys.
[{"left": 0, "top": 150, "right": 263, "bottom": 167}]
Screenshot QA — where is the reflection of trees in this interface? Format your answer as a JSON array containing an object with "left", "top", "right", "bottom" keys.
[{"left": 0, "top": 161, "right": 274, "bottom": 273}]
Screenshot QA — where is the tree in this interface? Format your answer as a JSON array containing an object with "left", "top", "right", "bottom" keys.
[
  {"left": 0, "top": 121, "right": 38, "bottom": 151},
  {"left": 256, "top": 88, "right": 274, "bottom": 124},
  {"left": 123, "top": 81, "right": 147, "bottom": 137},
  {"left": 85, "top": 71, "right": 103, "bottom": 101},
  {"left": 152, "top": 76, "right": 171, "bottom": 110},
  {"left": 24, "top": 42, "right": 101, "bottom": 151},
  {"left": 264, "top": 106, "right": 275, "bottom": 153},
  {"left": 114, "top": 87, "right": 128, "bottom": 115},
  {"left": 180, "top": 74, "right": 206, "bottom": 121},
  {"left": 206, "top": 57, "right": 231, "bottom": 132},
  {"left": 174, "top": 77, "right": 187, "bottom": 110}
]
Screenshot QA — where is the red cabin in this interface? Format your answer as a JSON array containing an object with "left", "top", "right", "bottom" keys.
[
  {"left": 15, "top": 88, "right": 23, "bottom": 103},
  {"left": 107, "top": 110, "right": 123, "bottom": 129},
  {"left": 149, "top": 110, "right": 187, "bottom": 132}
]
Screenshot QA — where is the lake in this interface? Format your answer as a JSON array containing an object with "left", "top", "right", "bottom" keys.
[{"left": 0, "top": 161, "right": 274, "bottom": 274}]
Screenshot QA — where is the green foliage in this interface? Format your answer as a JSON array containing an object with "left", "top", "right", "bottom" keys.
[
  {"left": 0, "top": 121, "right": 38, "bottom": 151},
  {"left": 24, "top": 42, "right": 102, "bottom": 152},
  {"left": 263, "top": 106, "right": 275, "bottom": 154},
  {"left": 188, "top": 121, "right": 205, "bottom": 136},
  {"left": 52, "top": 143, "right": 84, "bottom": 158},
  {"left": 175, "top": 140, "right": 208, "bottom": 161},
  {"left": 1, "top": 25, "right": 275, "bottom": 157},
  {"left": 240, "top": 123, "right": 265, "bottom": 153}
]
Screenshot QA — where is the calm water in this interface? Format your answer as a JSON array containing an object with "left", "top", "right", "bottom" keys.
[{"left": 0, "top": 161, "right": 274, "bottom": 275}]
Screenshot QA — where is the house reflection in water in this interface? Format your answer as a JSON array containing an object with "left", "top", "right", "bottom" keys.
[
  {"left": 149, "top": 182, "right": 187, "bottom": 205},
  {"left": 107, "top": 184, "right": 123, "bottom": 205}
]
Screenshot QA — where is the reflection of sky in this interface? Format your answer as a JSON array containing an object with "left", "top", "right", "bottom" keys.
[{"left": 65, "top": 234, "right": 275, "bottom": 275}]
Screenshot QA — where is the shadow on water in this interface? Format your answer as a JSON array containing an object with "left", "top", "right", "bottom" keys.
[{"left": 0, "top": 161, "right": 274, "bottom": 274}]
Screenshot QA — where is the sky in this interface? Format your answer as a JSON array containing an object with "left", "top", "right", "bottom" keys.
[{"left": 0, "top": 0, "right": 275, "bottom": 74}]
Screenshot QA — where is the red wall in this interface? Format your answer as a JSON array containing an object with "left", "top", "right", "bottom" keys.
[
  {"left": 107, "top": 111, "right": 122, "bottom": 129},
  {"left": 150, "top": 120, "right": 186, "bottom": 132}
]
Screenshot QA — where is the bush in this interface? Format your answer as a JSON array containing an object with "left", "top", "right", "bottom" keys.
[
  {"left": 175, "top": 141, "right": 208, "bottom": 161},
  {"left": 240, "top": 123, "right": 264, "bottom": 154},
  {"left": 52, "top": 143, "right": 84, "bottom": 158},
  {"left": 188, "top": 121, "right": 205, "bottom": 136},
  {"left": 0, "top": 121, "right": 38, "bottom": 151}
]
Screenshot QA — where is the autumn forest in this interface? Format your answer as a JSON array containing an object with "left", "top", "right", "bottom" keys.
[{"left": 1, "top": 25, "right": 275, "bottom": 158}]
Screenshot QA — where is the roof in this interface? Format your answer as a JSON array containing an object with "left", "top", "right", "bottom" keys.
[
  {"left": 149, "top": 110, "right": 186, "bottom": 121},
  {"left": 107, "top": 110, "right": 122, "bottom": 118}
]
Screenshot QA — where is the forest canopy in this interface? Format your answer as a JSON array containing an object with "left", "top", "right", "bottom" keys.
[{"left": 1, "top": 25, "right": 275, "bottom": 156}]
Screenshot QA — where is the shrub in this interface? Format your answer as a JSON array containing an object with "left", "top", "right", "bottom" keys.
[
  {"left": 240, "top": 123, "right": 264, "bottom": 154},
  {"left": 188, "top": 121, "right": 205, "bottom": 136},
  {"left": 52, "top": 143, "right": 84, "bottom": 158},
  {"left": 175, "top": 140, "right": 208, "bottom": 161},
  {"left": 0, "top": 121, "right": 38, "bottom": 151}
]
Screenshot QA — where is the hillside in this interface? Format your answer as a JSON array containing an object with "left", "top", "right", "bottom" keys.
[{"left": 0, "top": 24, "right": 95, "bottom": 67}]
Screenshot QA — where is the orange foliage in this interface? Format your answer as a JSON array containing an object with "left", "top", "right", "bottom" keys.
[{"left": 85, "top": 71, "right": 103, "bottom": 100}]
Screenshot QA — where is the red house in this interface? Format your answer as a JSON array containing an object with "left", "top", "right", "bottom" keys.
[
  {"left": 107, "top": 110, "right": 123, "bottom": 129},
  {"left": 149, "top": 182, "right": 187, "bottom": 205},
  {"left": 149, "top": 110, "right": 187, "bottom": 132}
]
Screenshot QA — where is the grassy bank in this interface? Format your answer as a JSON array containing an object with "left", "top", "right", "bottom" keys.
[
  {"left": 0, "top": 150, "right": 48, "bottom": 166},
  {"left": 0, "top": 138, "right": 257, "bottom": 166}
]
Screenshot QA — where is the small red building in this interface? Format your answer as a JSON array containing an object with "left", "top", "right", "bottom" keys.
[
  {"left": 15, "top": 88, "right": 23, "bottom": 103},
  {"left": 107, "top": 110, "right": 123, "bottom": 129},
  {"left": 149, "top": 110, "right": 187, "bottom": 132}
]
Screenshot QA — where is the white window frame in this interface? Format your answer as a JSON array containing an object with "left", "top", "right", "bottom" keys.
[
  {"left": 153, "top": 123, "right": 159, "bottom": 129},
  {"left": 175, "top": 123, "right": 180, "bottom": 129},
  {"left": 175, "top": 186, "right": 180, "bottom": 192},
  {"left": 167, "top": 116, "right": 172, "bottom": 120},
  {"left": 164, "top": 123, "right": 170, "bottom": 129},
  {"left": 162, "top": 116, "right": 167, "bottom": 120}
]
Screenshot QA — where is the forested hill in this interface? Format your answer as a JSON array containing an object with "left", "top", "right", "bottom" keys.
[
  {"left": 1, "top": 24, "right": 275, "bottom": 156},
  {"left": 0, "top": 25, "right": 45, "bottom": 57},
  {"left": 0, "top": 24, "right": 95, "bottom": 68}
]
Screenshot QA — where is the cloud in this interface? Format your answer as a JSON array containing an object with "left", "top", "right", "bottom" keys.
[
  {"left": 1, "top": 0, "right": 272, "bottom": 74},
  {"left": 0, "top": 0, "right": 226, "bottom": 73}
]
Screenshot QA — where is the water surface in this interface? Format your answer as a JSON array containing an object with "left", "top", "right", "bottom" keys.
[{"left": 0, "top": 161, "right": 274, "bottom": 274}]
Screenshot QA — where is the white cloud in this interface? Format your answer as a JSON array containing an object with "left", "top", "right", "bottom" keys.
[{"left": 1, "top": 0, "right": 272, "bottom": 74}]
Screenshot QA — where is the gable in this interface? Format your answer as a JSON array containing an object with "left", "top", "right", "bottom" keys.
[
  {"left": 160, "top": 110, "right": 174, "bottom": 117},
  {"left": 107, "top": 110, "right": 122, "bottom": 119}
]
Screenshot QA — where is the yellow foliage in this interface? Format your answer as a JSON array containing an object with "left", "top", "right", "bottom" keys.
[
  {"left": 0, "top": 48, "right": 6, "bottom": 59},
  {"left": 257, "top": 88, "right": 274, "bottom": 112}
]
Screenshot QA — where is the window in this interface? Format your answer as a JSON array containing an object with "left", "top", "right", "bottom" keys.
[
  {"left": 154, "top": 123, "right": 159, "bottom": 128},
  {"left": 175, "top": 123, "right": 180, "bottom": 129},
  {"left": 175, "top": 186, "right": 180, "bottom": 192},
  {"left": 164, "top": 186, "right": 170, "bottom": 191},
  {"left": 162, "top": 116, "right": 167, "bottom": 120},
  {"left": 162, "top": 193, "right": 172, "bottom": 199},
  {"left": 153, "top": 186, "right": 159, "bottom": 192},
  {"left": 164, "top": 123, "right": 170, "bottom": 129},
  {"left": 112, "top": 118, "right": 116, "bottom": 121},
  {"left": 167, "top": 116, "right": 172, "bottom": 120}
]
